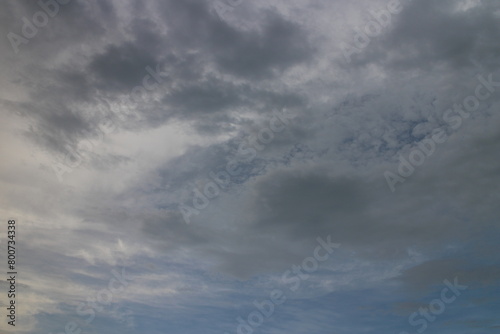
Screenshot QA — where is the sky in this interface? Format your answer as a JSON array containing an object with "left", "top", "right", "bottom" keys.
[{"left": 0, "top": 0, "right": 500, "bottom": 333}]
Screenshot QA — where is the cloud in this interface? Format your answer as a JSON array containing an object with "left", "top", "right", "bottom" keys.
[{"left": 1, "top": 0, "right": 499, "bottom": 333}]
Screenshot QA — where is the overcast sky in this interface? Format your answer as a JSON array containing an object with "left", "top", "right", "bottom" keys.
[{"left": 1, "top": 0, "right": 500, "bottom": 333}]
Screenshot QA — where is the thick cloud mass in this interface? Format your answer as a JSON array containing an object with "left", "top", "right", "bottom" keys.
[{"left": 1, "top": 0, "right": 499, "bottom": 333}]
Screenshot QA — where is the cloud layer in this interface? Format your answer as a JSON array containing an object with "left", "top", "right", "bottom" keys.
[{"left": 1, "top": 0, "right": 499, "bottom": 333}]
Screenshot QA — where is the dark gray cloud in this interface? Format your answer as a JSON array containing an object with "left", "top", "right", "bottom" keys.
[
  {"left": 156, "top": 0, "right": 314, "bottom": 78},
  {"left": 346, "top": 0, "right": 500, "bottom": 71},
  {"left": 89, "top": 42, "right": 158, "bottom": 92},
  {"left": 2, "top": 0, "right": 314, "bottom": 159},
  {"left": 396, "top": 258, "right": 500, "bottom": 292}
]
